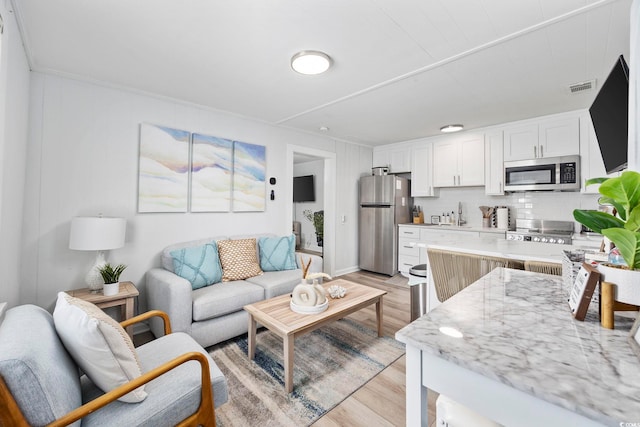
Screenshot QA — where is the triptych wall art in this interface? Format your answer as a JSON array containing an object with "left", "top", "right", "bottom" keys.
[{"left": 138, "top": 123, "right": 266, "bottom": 213}]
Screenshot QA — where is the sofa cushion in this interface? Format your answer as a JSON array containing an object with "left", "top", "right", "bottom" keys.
[
  {"left": 258, "top": 235, "right": 297, "bottom": 272},
  {"left": 217, "top": 238, "right": 263, "bottom": 281},
  {"left": 245, "top": 269, "right": 303, "bottom": 299},
  {"left": 53, "top": 292, "right": 147, "bottom": 403},
  {"left": 80, "top": 332, "right": 228, "bottom": 426},
  {"left": 0, "top": 305, "right": 82, "bottom": 427},
  {"left": 192, "top": 281, "right": 265, "bottom": 321},
  {"left": 161, "top": 236, "right": 225, "bottom": 272},
  {"left": 170, "top": 242, "right": 223, "bottom": 289}
]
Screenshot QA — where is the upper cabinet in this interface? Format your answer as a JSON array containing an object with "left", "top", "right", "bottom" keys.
[
  {"left": 411, "top": 143, "right": 438, "bottom": 197},
  {"left": 485, "top": 130, "right": 504, "bottom": 195},
  {"left": 503, "top": 116, "right": 579, "bottom": 161},
  {"left": 433, "top": 134, "right": 484, "bottom": 187},
  {"left": 372, "top": 145, "right": 411, "bottom": 173}
]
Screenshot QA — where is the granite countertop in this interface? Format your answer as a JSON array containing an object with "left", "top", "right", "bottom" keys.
[{"left": 396, "top": 267, "right": 640, "bottom": 425}]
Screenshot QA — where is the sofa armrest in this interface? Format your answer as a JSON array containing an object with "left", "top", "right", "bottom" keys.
[
  {"left": 47, "top": 351, "right": 215, "bottom": 427},
  {"left": 146, "top": 268, "right": 193, "bottom": 337},
  {"left": 295, "top": 252, "right": 323, "bottom": 276}
]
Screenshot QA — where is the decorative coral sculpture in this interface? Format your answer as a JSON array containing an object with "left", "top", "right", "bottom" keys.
[{"left": 327, "top": 285, "right": 347, "bottom": 299}]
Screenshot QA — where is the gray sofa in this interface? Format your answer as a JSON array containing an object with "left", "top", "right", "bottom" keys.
[
  {"left": 146, "top": 234, "right": 323, "bottom": 348},
  {"left": 0, "top": 304, "right": 228, "bottom": 426}
]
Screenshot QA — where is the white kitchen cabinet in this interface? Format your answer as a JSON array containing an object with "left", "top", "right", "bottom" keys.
[
  {"left": 503, "top": 116, "right": 579, "bottom": 161},
  {"left": 433, "top": 134, "right": 484, "bottom": 187},
  {"left": 484, "top": 130, "right": 504, "bottom": 195},
  {"left": 398, "top": 226, "right": 421, "bottom": 273},
  {"left": 372, "top": 146, "right": 411, "bottom": 173},
  {"left": 411, "top": 143, "right": 437, "bottom": 197},
  {"left": 579, "top": 114, "right": 619, "bottom": 193}
]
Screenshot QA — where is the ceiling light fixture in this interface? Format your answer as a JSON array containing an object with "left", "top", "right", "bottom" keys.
[
  {"left": 291, "top": 51, "right": 332, "bottom": 75},
  {"left": 440, "top": 124, "right": 464, "bottom": 133}
]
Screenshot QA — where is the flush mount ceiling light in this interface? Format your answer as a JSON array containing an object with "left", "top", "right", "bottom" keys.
[
  {"left": 440, "top": 124, "right": 464, "bottom": 133},
  {"left": 291, "top": 51, "right": 332, "bottom": 75}
]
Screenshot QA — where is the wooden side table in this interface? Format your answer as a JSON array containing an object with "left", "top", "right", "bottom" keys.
[{"left": 66, "top": 281, "right": 139, "bottom": 338}]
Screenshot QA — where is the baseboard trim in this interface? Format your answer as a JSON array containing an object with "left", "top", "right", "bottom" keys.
[{"left": 334, "top": 266, "right": 360, "bottom": 277}]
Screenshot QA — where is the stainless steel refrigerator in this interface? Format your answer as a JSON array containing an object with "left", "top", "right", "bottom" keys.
[{"left": 358, "top": 173, "right": 410, "bottom": 275}]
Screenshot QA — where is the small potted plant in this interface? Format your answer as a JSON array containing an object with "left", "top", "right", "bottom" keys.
[
  {"left": 302, "top": 209, "right": 324, "bottom": 247},
  {"left": 573, "top": 171, "right": 640, "bottom": 304},
  {"left": 98, "top": 263, "right": 127, "bottom": 296}
]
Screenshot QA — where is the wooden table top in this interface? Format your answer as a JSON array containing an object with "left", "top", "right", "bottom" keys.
[
  {"left": 244, "top": 279, "right": 386, "bottom": 335},
  {"left": 66, "top": 281, "right": 139, "bottom": 303}
]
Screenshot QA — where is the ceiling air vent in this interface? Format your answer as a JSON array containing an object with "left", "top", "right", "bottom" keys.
[{"left": 568, "top": 80, "right": 596, "bottom": 94}]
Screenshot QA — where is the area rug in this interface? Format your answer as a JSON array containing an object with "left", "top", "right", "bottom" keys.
[{"left": 211, "top": 318, "right": 405, "bottom": 426}]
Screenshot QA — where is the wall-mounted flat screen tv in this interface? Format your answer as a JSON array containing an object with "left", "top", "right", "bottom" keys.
[
  {"left": 589, "top": 54, "right": 630, "bottom": 174},
  {"left": 293, "top": 175, "right": 315, "bottom": 202}
]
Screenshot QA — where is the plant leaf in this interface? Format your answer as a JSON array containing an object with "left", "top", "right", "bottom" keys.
[
  {"left": 573, "top": 209, "right": 624, "bottom": 234},
  {"left": 625, "top": 206, "right": 640, "bottom": 232},
  {"left": 585, "top": 177, "right": 609, "bottom": 186},
  {"left": 599, "top": 171, "right": 640, "bottom": 220},
  {"left": 601, "top": 228, "right": 640, "bottom": 270}
]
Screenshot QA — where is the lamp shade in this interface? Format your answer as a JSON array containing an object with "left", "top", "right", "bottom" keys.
[{"left": 69, "top": 217, "right": 126, "bottom": 251}]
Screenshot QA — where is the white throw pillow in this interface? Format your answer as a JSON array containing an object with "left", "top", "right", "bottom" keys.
[{"left": 53, "top": 292, "right": 147, "bottom": 402}]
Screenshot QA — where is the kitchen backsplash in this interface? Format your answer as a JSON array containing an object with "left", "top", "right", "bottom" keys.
[{"left": 413, "top": 187, "right": 600, "bottom": 231}]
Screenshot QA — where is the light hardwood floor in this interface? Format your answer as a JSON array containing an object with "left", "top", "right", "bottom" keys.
[
  {"left": 134, "top": 270, "right": 437, "bottom": 426},
  {"left": 312, "top": 270, "right": 438, "bottom": 427}
]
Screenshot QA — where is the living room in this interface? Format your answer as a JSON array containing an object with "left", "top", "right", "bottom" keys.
[{"left": 1, "top": 0, "right": 639, "bottom": 425}]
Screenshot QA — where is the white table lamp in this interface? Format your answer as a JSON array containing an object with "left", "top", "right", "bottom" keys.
[{"left": 69, "top": 216, "right": 126, "bottom": 291}]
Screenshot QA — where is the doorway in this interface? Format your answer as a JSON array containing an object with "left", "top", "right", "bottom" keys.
[{"left": 285, "top": 145, "right": 336, "bottom": 277}]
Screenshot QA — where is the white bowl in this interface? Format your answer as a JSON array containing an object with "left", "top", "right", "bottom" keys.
[{"left": 290, "top": 299, "right": 328, "bottom": 315}]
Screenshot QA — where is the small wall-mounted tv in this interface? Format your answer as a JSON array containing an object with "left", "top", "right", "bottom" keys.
[
  {"left": 293, "top": 175, "right": 315, "bottom": 202},
  {"left": 589, "top": 54, "right": 630, "bottom": 174}
]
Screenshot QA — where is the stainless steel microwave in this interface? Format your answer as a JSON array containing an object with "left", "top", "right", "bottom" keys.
[{"left": 504, "top": 155, "right": 580, "bottom": 192}]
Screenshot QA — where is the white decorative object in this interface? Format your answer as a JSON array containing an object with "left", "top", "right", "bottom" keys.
[
  {"left": 290, "top": 277, "right": 330, "bottom": 314},
  {"left": 597, "top": 263, "right": 640, "bottom": 306},
  {"left": 69, "top": 216, "right": 126, "bottom": 291},
  {"left": 290, "top": 299, "right": 329, "bottom": 314},
  {"left": 328, "top": 285, "right": 347, "bottom": 299},
  {"left": 103, "top": 282, "right": 120, "bottom": 297}
]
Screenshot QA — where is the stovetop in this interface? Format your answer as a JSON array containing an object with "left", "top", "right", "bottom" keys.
[{"left": 506, "top": 219, "right": 574, "bottom": 245}]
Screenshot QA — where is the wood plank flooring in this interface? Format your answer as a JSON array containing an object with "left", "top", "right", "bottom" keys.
[
  {"left": 134, "top": 270, "right": 437, "bottom": 426},
  {"left": 312, "top": 270, "right": 438, "bottom": 427}
]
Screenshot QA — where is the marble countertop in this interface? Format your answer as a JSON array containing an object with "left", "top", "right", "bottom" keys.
[
  {"left": 426, "top": 237, "right": 571, "bottom": 263},
  {"left": 400, "top": 223, "right": 506, "bottom": 234},
  {"left": 396, "top": 267, "right": 640, "bottom": 425}
]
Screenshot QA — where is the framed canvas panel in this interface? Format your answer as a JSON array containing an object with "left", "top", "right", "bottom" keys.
[
  {"left": 191, "top": 133, "right": 233, "bottom": 212},
  {"left": 232, "top": 141, "right": 266, "bottom": 212},
  {"left": 138, "top": 123, "right": 190, "bottom": 213},
  {"left": 568, "top": 262, "right": 600, "bottom": 321}
]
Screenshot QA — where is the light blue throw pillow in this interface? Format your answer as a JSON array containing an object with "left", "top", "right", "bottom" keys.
[
  {"left": 259, "top": 235, "right": 297, "bottom": 272},
  {"left": 170, "top": 243, "right": 222, "bottom": 290}
]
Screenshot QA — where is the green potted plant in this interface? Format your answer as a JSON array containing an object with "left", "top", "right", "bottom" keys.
[
  {"left": 98, "top": 263, "right": 127, "bottom": 296},
  {"left": 573, "top": 170, "right": 640, "bottom": 304},
  {"left": 302, "top": 209, "right": 324, "bottom": 247}
]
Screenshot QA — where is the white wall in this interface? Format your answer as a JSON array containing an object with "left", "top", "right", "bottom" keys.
[
  {"left": 19, "top": 72, "right": 364, "bottom": 311},
  {"left": 0, "top": 1, "right": 31, "bottom": 308},
  {"left": 293, "top": 160, "right": 324, "bottom": 252}
]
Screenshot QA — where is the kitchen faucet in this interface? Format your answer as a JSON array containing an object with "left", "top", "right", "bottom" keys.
[{"left": 457, "top": 202, "right": 463, "bottom": 226}]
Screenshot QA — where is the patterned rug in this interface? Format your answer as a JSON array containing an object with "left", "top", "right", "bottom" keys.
[{"left": 211, "top": 318, "right": 405, "bottom": 426}]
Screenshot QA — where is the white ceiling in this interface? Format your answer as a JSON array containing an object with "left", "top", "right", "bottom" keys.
[{"left": 13, "top": 0, "right": 632, "bottom": 146}]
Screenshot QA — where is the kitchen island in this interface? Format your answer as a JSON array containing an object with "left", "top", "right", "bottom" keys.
[{"left": 396, "top": 267, "right": 640, "bottom": 427}]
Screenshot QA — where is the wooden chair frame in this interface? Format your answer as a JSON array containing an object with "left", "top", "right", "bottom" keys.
[{"left": 0, "top": 310, "right": 216, "bottom": 427}]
